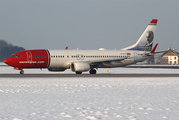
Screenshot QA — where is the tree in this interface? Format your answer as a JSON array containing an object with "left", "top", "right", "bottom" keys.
[{"left": 0, "top": 39, "right": 25, "bottom": 62}]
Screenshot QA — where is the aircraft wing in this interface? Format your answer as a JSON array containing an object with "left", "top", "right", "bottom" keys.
[
  {"left": 88, "top": 43, "right": 159, "bottom": 65},
  {"left": 154, "top": 50, "right": 168, "bottom": 54},
  {"left": 144, "top": 50, "right": 168, "bottom": 56},
  {"left": 88, "top": 56, "right": 144, "bottom": 65},
  {"left": 88, "top": 57, "right": 130, "bottom": 65},
  {"left": 88, "top": 57, "right": 127, "bottom": 63},
  {"left": 142, "top": 43, "right": 167, "bottom": 56},
  {"left": 144, "top": 43, "right": 160, "bottom": 56}
]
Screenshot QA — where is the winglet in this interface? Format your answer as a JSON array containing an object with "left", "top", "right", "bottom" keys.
[{"left": 150, "top": 43, "right": 158, "bottom": 54}]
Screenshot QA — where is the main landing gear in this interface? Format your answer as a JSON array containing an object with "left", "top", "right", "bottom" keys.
[
  {"left": 76, "top": 72, "right": 82, "bottom": 74},
  {"left": 75, "top": 69, "right": 97, "bottom": 74},
  {"left": 20, "top": 70, "right": 24, "bottom": 74},
  {"left": 89, "top": 69, "right": 96, "bottom": 74}
]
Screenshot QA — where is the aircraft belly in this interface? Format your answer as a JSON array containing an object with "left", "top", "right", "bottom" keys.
[{"left": 48, "top": 59, "right": 64, "bottom": 68}]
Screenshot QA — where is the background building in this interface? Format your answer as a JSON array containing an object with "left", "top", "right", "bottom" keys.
[{"left": 161, "top": 48, "right": 179, "bottom": 65}]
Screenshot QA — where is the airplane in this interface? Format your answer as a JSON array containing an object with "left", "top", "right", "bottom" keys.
[{"left": 4, "top": 19, "right": 158, "bottom": 74}]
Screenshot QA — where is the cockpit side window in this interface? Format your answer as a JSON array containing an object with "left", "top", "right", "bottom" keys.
[{"left": 11, "top": 55, "right": 21, "bottom": 58}]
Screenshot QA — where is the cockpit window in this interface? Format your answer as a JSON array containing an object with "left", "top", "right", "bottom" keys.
[{"left": 11, "top": 55, "right": 20, "bottom": 58}]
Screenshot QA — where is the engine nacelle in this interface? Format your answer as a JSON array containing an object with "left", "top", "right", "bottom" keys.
[
  {"left": 70, "top": 62, "right": 90, "bottom": 72},
  {"left": 48, "top": 68, "right": 66, "bottom": 72}
]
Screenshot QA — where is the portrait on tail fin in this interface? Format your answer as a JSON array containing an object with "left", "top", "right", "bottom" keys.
[
  {"left": 121, "top": 19, "right": 157, "bottom": 51},
  {"left": 144, "top": 31, "right": 154, "bottom": 51}
]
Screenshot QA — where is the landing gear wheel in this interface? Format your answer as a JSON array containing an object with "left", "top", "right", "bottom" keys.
[
  {"left": 89, "top": 69, "right": 96, "bottom": 74},
  {"left": 20, "top": 70, "right": 24, "bottom": 74},
  {"left": 76, "top": 72, "right": 82, "bottom": 74}
]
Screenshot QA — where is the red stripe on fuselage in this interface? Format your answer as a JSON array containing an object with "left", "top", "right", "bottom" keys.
[{"left": 4, "top": 50, "right": 49, "bottom": 68}]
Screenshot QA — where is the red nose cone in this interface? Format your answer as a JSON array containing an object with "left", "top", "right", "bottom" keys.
[
  {"left": 4, "top": 58, "right": 11, "bottom": 66},
  {"left": 4, "top": 59, "right": 8, "bottom": 65}
]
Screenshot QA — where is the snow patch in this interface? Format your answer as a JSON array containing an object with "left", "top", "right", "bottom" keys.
[
  {"left": 13, "top": 118, "right": 22, "bottom": 120},
  {"left": 86, "top": 116, "right": 97, "bottom": 120},
  {"left": 1, "top": 66, "right": 179, "bottom": 119}
]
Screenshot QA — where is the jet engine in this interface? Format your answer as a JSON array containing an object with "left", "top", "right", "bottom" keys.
[{"left": 70, "top": 62, "right": 90, "bottom": 72}]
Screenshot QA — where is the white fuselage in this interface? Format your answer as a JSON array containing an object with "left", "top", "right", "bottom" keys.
[{"left": 48, "top": 49, "right": 148, "bottom": 69}]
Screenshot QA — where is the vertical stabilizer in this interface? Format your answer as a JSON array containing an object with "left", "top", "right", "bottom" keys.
[{"left": 122, "top": 19, "right": 158, "bottom": 51}]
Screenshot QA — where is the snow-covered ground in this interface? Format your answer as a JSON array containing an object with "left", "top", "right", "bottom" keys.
[
  {"left": 1, "top": 64, "right": 179, "bottom": 74},
  {"left": 1, "top": 64, "right": 179, "bottom": 120}
]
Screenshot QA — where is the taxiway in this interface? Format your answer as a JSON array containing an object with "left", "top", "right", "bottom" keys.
[{"left": 0, "top": 74, "right": 179, "bottom": 78}]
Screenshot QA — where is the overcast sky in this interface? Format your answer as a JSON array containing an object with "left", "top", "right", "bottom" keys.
[{"left": 0, "top": 0, "right": 178, "bottom": 51}]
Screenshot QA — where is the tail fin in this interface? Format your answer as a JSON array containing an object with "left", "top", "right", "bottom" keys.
[{"left": 122, "top": 19, "right": 158, "bottom": 51}]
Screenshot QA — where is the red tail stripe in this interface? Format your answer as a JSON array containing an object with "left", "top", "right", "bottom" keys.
[{"left": 150, "top": 19, "right": 158, "bottom": 24}]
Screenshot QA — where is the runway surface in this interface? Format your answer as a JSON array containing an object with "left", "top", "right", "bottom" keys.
[{"left": 0, "top": 74, "right": 179, "bottom": 77}]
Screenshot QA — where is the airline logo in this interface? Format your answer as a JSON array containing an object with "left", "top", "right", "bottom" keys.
[{"left": 19, "top": 61, "right": 45, "bottom": 64}]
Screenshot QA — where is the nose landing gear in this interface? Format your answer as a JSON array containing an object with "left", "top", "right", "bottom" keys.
[
  {"left": 20, "top": 70, "right": 24, "bottom": 74},
  {"left": 14, "top": 67, "right": 24, "bottom": 74}
]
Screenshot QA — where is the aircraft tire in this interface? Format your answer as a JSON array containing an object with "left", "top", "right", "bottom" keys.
[
  {"left": 89, "top": 69, "right": 96, "bottom": 74},
  {"left": 76, "top": 72, "right": 82, "bottom": 74},
  {"left": 20, "top": 70, "right": 24, "bottom": 74}
]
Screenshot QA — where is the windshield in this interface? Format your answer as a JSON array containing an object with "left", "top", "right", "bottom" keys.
[{"left": 11, "top": 55, "right": 20, "bottom": 58}]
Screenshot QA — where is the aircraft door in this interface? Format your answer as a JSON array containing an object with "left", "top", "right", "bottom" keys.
[
  {"left": 134, "top": 52, "right": 137, "bottom": 62},
  {"left": 26, "top": 52, "right": 32, "bottom": 61}
]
